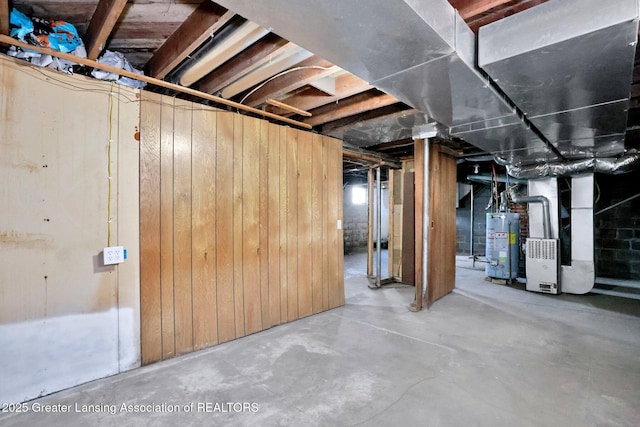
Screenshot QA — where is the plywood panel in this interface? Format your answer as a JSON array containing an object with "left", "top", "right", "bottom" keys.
[
  {"left": 286, "top": 128, "right": 299, "bottom": 321},
  {"left": 327, "top": 137, "right": 342, "bottom": 309},
  {"left": 140, "top": 92, "right": 162, "bottom": 365},
  {"left": 233, "top": 115, "right": 246, "bottom": 338},
  {"left": 321, "top": 136, "right": 330, "bottom": 311},
  {"left": 259, "top": 121, "right": 270, "bottom": 328},
  {"left": 215, "top": 112, "right": 236, "bottom": 343},
  {"left": 191, "top": 108, "right": 218, "bottom": 350},
  {"left": 267, "top": 123, "right": 281, "bottom": 327},
  {"left": 414, "top": 139, "right": 425, "bottom": 311},
  {"left": 139, "top": 91, "right": 346, "bottom": 364},
  {"left": 172, "top": 99, "right": 194, "bottom": 355},
  {"left": 278, "top": 127, "right": 289, "bottom": 323},
  {"left": 311, "top": 134, "right": 324, "bottom": 314},
  {"left": 426, "top": 144, "right": 457, "bottom": 306},
  {"left": 242, "top": 116, "right": 262, "bottom": 335},
  {"left": 297, "top": 130, "right": 313, "bottom": 318},
  {"left": 159, "top": 97, "right": 175, "bottom": 359}
]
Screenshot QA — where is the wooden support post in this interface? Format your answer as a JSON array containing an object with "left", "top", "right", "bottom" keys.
[
  {"left": 0, "top": 0, "right": 8, "bottom": 36},
  {"left": 367, "top": 168, "right": 374, "bottom": 277}
]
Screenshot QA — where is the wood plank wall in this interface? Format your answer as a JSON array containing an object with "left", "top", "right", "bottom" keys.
[{"left": 140, "top": 92, "right": 344, "bottom": 364}]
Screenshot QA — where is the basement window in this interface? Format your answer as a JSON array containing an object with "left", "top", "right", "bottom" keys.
[{"left": 352, "top": 186, "right": 367, "bottom": 205}]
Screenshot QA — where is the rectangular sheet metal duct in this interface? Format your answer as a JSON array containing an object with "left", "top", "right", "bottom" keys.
[
  {"left": 479, "top": 0, "right": 639, "bottom": 160},
  {"left": 214, "top": 0, "right": 557, "bottom": 164}
]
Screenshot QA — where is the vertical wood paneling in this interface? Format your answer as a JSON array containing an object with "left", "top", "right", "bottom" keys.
[
  {"left": 191, "top": 108, "right": 218, "bottom": 350},
  {"left": 321, "top": 137, "right": 330, "bottom": 311},
  {"left": 216, "top": 112, "right": 236, "bottom": 343},
  {"left": 140, "top": 92, "right": 162, "bottom": 364},
  {"left": 242, "top": 117, "right": 262, "bottom": 335},
  {"left": 328, "top": 137, "right": 342, "bottom": 309},
  {"left": 267, "top": 123, "right": 281, "bottom": 327},
  {"left": 286, "top": 128, "right": 299, "bottom": 321},
  {"left": 232, "top": 115, "right": 245, "bottom": 338},
  {"left": 278, "top": 127, "right": 289, "bottom": 323},
  {"left": 173, "top": 100, "right": 194, "bottom": 354},
  {"left": 160, "top": 97, "right": 175, "bottom": 359},
  {"left": 259, "top": 121, "right": 270, "bottom": 328},
  {"left": 297, "top": 131, "right": 313, "bottom": 317},
  {"left": 311, "top": 134, "right": 324, "bottom": 314},
  {"left": 140, "top": 94, "right": 345, "bottom": 364}
]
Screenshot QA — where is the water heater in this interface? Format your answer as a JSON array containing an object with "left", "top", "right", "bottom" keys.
[{"left": 486, "top": 213, "right": 520, "bottom": 280}]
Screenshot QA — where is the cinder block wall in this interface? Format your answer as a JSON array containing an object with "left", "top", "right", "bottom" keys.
[
  {"left": 595, "top": 170, "right": 640, "bottom": 280},
  {"left": 343, "top": 185, "right": 369, "bottom": 249}
]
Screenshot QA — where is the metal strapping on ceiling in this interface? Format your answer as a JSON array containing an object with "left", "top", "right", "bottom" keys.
[
  {"left": 214, "top": 0, "right": 637, "bottom": 166},
  {"left": 479, "top": 0, "right": 640, "bottom": 160}
]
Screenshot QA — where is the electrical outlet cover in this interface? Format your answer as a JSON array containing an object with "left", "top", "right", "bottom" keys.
[{"left": 104, "top": 246, "right": 125, "bottom": 265}]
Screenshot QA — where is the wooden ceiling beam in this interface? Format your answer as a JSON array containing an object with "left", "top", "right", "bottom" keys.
[
  {"left": 322, "top": 106, "right": 417, "bottom": 135},
  {"left": 84, "top": 0, "right": 128, "bottom": 60},
  {"left": 449, "top": 0, "right": 515, "bottom": 20},
  {"left": 196, "top": 33, "right": 288, "bottom": 94},
  {"left": 0, "top": 0, "right": 8, "bottom": 36},
  {"left": 145, "top": 2, "right": 234, "bottom": 79},
  {"left": 463, "top": 0, "right": 549, "bottom": 33},
  {"left": 242, "top": 55, "right": 339, "bottom": 107},
  {"left": 305, "top": 91, "right": 399, "bottom": 127},
  {"left": 265, "top": 73, "right": 373, "bottom": 116}
]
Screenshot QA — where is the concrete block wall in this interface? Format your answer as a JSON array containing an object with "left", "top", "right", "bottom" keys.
[
  {"left": 595, "top": 170, "right": 640, "bottom": 280},
  {"left": 343, "top": 185, "right": 369, "bottom": 249}
]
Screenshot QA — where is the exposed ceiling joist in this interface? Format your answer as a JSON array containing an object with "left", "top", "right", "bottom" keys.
[
  {"left": 196, "top": 33, "right": 288, "bottom": 94},
  {"left": 323, "top": 107, "right": 417, "bottom": 135},
  {"left": 84, "top": 0, "right": 128, "bottom": 60},
  {"left": 242, "top": 55, "right": 338, "bottom": 107},
  {"left": 464, "top": 0, "right": 550, "bottom": 32},
  {"left": 450, "top": 0, "right": 514, "bottom": 19},
  {"left": 145, "top": 2, "right": 234, "bottom": 79},
  {"left": 306, "top": 92, "right": 398, "bottom": 127},
  {"left": 0, "top": 0, "right": 8, "bottom": 35},
  {"left": 265, "top": 73, "right": 372, "bottom": 116},
  {"left": 342, "top": 146, "right": 402, "bottom": 169}
]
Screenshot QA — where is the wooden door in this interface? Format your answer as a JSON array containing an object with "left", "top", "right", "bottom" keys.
[{"left": 426, "top": 144, "right": 457, "bottom": 305}]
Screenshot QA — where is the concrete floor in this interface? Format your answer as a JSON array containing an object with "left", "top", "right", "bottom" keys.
[{"left": 2, "top": 254, "right": 640, "bottom": 426}]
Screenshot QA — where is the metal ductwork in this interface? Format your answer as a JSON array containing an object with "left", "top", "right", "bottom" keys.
[
  {"left": 496, "top": 151, "right": 640, "bottom": 179},
  {"left": 479, "top": 0, "right": 639, "bottom": 161},
  {"left": 213, "top": 0, "right": 555, "bottom": 163},
  {"left": 508, "top": 187, "right": 552, "bottom": 239}
]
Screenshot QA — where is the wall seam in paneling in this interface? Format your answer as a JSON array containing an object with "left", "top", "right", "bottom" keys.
[
  {"left": 158, "top": 97, "right": 165, "bottom": 359},
  {"left": 189, "top": 104, "right": 195, "bottom": 350}
]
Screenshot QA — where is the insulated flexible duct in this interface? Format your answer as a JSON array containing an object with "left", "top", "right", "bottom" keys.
[{"left": 495, "top": 151, "right": 640, "bottom": 179}]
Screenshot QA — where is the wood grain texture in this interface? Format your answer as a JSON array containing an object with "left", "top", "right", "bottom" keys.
[
  {"left": 388, "top": 171, "right": 395, "bottom": 278},
  {"left": 367, "top": 167, "right": 374, "bottom": 277},
  {"left": 233, "top": 114, "right": 246, "bottom": 338},
  {"left": 172, "top": 99, "right": 194, "bottom": 355},
  {"left": 191, "top": 108, "right": 218, "bottom": 350},
  {"left": 242, "top": 116, "right": 262, "bottom": 335},
  {"left": 311, "top": 134, "right": 324, "bottom": 314},
  {"left": 278, "top": 126, "right": 289, "bottom": 323},
  {"left": 267, "top": 123, "right": 281, "bottom": 327},
  {"left": 160, "top": 97, "right": 176, "bottom": 359},
  {"left": 328, "top": 137, "right": 342, "bottom": 309},
  {"left": 259, "top": 120, "right": 270, "bottom": 328},
  {"left": 84, "top": 0, "right": 128, "bottom": 59},
  {"left": 139, "top": 93, "right": 345, "bottom": 364},
  {"left": 215, "top": 111, "right": 236, "bottom": 343},
  {"left": 297, "top": 130, "right": 313, "bottom": 318},
  {"left": 426, "top": 144, "right": 457, "bottom": 306},
  {"left": 286, "top": 127, "right": 299, "bottom": 322},
  {"left": 140, "top": 92, "right": 162, "bottom": 364}
]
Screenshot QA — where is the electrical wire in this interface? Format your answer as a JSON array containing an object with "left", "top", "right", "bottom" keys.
[{"left": 107, "top": 83, "right": 114, "bottom": 247}]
